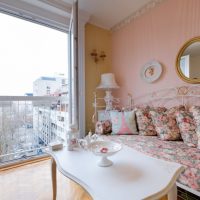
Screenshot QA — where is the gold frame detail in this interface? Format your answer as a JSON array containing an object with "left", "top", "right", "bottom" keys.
[{"left": 176, "top": 36, "right": 200, "bottom": 84}]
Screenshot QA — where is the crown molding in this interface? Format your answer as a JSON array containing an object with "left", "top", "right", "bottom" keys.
[{"left": 111, "top": 0, "right": 166, "bottom": 32}]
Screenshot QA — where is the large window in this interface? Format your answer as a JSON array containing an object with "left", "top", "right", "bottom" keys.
[
  {"left": 0, "top": 0, "right": 82, "bottom": 164},
  {"left": 0, "top": 11, "right": 70, "bottom": 163}
]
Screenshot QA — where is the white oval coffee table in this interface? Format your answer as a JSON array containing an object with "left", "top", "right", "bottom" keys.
[{"left": 47, "top": 145, "right": 184, "bottom": 200}]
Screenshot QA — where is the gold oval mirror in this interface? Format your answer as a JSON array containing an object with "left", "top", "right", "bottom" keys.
[{"left": 176, "top": 36, "right": 200, "bottom": 84}]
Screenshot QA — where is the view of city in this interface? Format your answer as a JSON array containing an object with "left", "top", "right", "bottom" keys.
[
  {"left": 0, "top": 13, "right": 68, "bottom": 164},
  {"left": 0, "top": 75, "right": 69, "bottom": 163}
]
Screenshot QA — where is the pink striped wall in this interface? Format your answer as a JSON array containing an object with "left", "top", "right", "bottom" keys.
[{"left": 112, "top": 0, "right": 200, "bottom": 105}]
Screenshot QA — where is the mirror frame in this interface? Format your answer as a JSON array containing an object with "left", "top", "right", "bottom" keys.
[{"left": 176, "top": 36, "right": 200, "bottom": 84}]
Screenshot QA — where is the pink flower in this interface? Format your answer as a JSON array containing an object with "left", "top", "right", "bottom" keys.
[
  {"left": 181, "top": 123, "right": 191, "bottom": 131},
  {"left": 183, "top": 117, "right": 190, "bottom": 123},
  {"left": 147, "top": 125, "right": 154, "bottom": 130},
  {"left": 100, "top": 147, "right": 108, "bottom": 153}
]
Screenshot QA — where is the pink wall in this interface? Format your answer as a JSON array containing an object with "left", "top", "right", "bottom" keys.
[{"left": 112, "top": 0, "right": 200, "bottom": 105}]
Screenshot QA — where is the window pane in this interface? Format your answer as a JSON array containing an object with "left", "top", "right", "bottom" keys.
[
  {"left": 0, "top": 13, "right": 68, "bottom": 96},
  {"left": 0, "top": 13, "right": 69, "bottom": 163}
]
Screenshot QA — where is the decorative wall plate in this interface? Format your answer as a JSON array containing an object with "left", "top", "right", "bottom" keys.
[{"left": 141, "top": 61, "right": 162, "bottom": 83}]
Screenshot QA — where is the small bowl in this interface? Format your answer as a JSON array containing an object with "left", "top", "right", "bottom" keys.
[{"left": 89, "top": 141, "right": 122, "bottom": 167}]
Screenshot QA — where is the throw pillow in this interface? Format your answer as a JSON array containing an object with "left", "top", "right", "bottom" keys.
[
  {"left": 176, "top": 111, "right": 198, "bottom": 147},
  {"left": 189, "top": 106, "right": 200, "bottom": 149},
  {"left": 135, "top": 107, "right": 167, "bottom": 136},
  {"left": 95, "top": 120, "right": 112, "bottom": 135},
  {"left": 167, "top": 105, "right": 186, "bottom": 115},
  {"left": 110, "top": 110, "right": 138, "bottom": 135},
  {"left": 150, "top": 109, "right": 181, "bottom": 141}
]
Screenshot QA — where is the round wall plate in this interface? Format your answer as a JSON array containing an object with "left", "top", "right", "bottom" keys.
[{"left": 140, "top": 61, "right": 162, "bottom": 83}]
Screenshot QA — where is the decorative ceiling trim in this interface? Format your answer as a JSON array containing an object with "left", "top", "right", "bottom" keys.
[{"left": 111, "top": 0, "right": 166, "bottom": 32}]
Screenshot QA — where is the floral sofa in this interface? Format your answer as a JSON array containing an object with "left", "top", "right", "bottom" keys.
[{"left": 96, "top": 105, "right": 200, "bottom": 196}]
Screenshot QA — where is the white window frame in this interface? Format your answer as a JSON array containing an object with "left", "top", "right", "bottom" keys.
[{"left": 69, "top": 1, "right": 89, "bottom": 137}]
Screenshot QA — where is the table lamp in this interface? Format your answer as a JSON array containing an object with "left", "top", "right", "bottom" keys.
[{"left": 97, "top": 73, "right": 120, "bottom": 110}]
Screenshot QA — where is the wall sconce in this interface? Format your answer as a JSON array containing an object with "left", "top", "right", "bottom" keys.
[{"left": 90, "top": 49, "right": 106, "bottom": 63}]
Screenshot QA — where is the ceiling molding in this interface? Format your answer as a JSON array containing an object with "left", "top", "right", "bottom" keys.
[{"left": 111, "top": 0, "right": 166, "bottom": 32}]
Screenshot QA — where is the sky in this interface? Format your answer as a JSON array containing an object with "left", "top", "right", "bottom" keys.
[{"left": 0, "top": 13, "right": 68, "bottom": 96}]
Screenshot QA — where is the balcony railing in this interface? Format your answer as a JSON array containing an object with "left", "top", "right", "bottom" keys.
[{"left": 0, "top": 96, "right": 68, "bottom": 165}]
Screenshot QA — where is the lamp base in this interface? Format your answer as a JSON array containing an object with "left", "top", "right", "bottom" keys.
[{"left": 104, "top": 90, "right": 114, "bottom": 111}]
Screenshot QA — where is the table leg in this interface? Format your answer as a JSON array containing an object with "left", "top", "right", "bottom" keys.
[
  {"left": 167, "top": 184, "right": 177, "bottom": 200},
  {"left": 51, "top": 158, "right": 57, "bottom": 200},
  {"left": 159, "top": 195, "right": 168, "bottom": 200}
]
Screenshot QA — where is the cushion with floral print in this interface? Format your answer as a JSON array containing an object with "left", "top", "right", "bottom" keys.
[
  {"left": 189, "top": 106, "right": 200, "bottom": 149},
  {"left": 167, "top": 105, "right": 186, "bottom": 115},
  {"left": 150, "top": 106, "right": 183, "bottom": 140},
  {"left": 95, "top": 120, "right": 112, "bottom": 135},
  {"left": 110, "top": 110, "right": 138, "bottom": 135},
  {"left": 135, "top": 106, "right": 167, "bottom": 136},
  {"left": 176, "top": 111, "right": 198, "bottom": 147}
]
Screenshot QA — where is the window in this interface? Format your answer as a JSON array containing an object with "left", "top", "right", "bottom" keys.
[
  {"left": 46, "top": 86, "right": 51, "bottom": 95},
  {"left": 180, "top": 55, "right": 190, "bottom": 78},
  {"left": 0, "top": 1, "right": 76, "bottom": 163},
  {"left": 62, "top": 79, "right": 66, "bottom": 86}
]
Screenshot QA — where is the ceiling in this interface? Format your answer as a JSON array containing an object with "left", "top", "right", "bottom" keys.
[
  {"left": 0, "top": 0, "right": 155, "bottom": 30},
  {"left": 77, "top": 0, "right": 154, "bottom": 29}
]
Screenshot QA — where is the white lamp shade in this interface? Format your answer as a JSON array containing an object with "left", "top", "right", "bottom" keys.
[{"left": 97, "top": 73, "right": 120, "bottom": 89}]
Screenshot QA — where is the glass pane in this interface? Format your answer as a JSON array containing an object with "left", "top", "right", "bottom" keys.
[{"left": 0, "top": 13, "right": 69, "bottom": 163}]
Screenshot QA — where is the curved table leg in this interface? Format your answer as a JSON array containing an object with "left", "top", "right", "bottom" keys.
[
  {"left": 167, "top": 184, "right": 177, "bottom": 200},
  {"left": 51, "top": 158, "right": 57, "bottom": 200}
]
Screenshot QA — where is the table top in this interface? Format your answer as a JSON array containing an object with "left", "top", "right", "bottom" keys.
[{"left": 48, "top": 144, "right": 184, "bottom": 200}]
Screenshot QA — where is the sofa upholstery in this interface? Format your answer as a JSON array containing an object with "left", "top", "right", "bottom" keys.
[{"left": 103, "top": 134, "right": 200, "bottom": 194}]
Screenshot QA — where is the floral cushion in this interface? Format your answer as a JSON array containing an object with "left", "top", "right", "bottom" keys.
[
  {"left": 189, "top": 106, "right": 200, "bottom": 149},
  {"left": 150, "top": 109, "right": 181, "bottom": 141},
  {"left": 110, "top": 110, "right": 138, "bottom": 135},
  {"left": 176, "top": 111, "right": 198, "bottom": 147},
  {"left": 135, "top": 107, "right": 156, "bottom": 136},
  {"left": 95, "top": 120, "right": 112, "bottom": 135},
  {"left": 167, "top": 105, "right": 186, "bottom": 115},
  {"left": 102, "top": 135, "right": 200, "bottom": 192}
]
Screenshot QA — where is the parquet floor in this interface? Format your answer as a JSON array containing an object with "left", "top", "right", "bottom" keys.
[
  {"left": 0, "top": 159, "right": 92, "bottom": 200},
  {"left": 0, "top": 159, "right": 182, "bottom": 200}
]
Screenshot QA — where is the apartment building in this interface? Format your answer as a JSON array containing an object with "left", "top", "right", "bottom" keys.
[{"left": 33, "top": 76, "right": 68, "bottom": 145}]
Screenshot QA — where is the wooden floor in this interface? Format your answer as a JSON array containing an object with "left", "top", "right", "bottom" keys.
[
  {"left": 0, "top": 159, "right": 92, "bottom": 200},
  {"left": 0, "top": 159, "right": 177, "bottom": 200}
]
